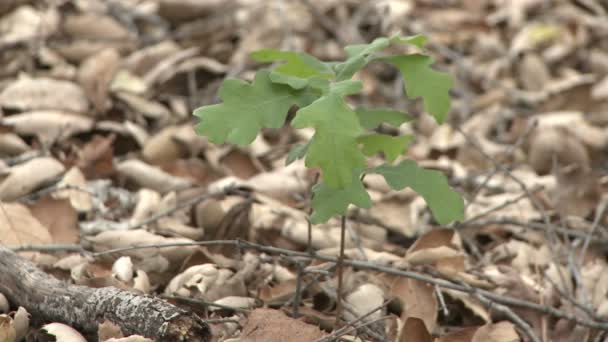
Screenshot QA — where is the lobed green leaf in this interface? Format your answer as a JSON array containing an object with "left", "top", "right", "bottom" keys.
[
  {"left": 357, "top": 134, "right": 413, "bottom": 162},
  {"left": 292, "top": 94, "right": 366, "bottom": 188},
  {"left": 385, "top": 54, "right": 453, "bottom": 124},
  {"left": 373, "top": 160, "right": 464, "bottom": 224},
  {"left": 310, "top": 171, "right": 371, "bottom": 224},
  {"left": 193, "top": 70, "right": 308, "bottom": 145},
  {"left": 251, "top": 49, "right": 333, "bottom": 89},
  {"left": 355, "top": 107, "right": 413, "bottom": 129}
]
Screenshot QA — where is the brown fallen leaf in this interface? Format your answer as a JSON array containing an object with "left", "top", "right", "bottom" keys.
[
  {"left": 380, "top": 274, "right": 438, "bottom": 338},
  {"left": 1, "top": 110, "right": 93, "bottom": 147},
  {"left": 27, "top": 196, "right": 79, "bottom": 244},
  {"left": 0, "top": 202, "right": 53, "bottom": 247},
  {"left": 75, "top": 134, "right": 115, "bottom": 179},
  {"left": 77, "top": 48, "right": 120, "bottom": 114},
  {"left": 53, "top": 167, "right": 93, "bottom": 212},
  {"left": 0, "top": 77, "right": 88, "bottom": 113},
  {"left": 401, "top": 317, "right": 433, "bottom": 342},
  {"left": 116, "top": 159, "right": 193, "bottom": 193},
  {"left": 239, "top": 308, "right": 326, "bottom": 342},
  {"left": 42, "top": 323, "right": 86, "bottom": 342},
  {"left": 0, "top": 157, "right": 65, "bottom": 201}
]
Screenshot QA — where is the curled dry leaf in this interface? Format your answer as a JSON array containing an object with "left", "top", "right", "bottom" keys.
[
  {"left": 83, "top": 229, "right": 196, "bottom": 266},
  {"left": 132, "top": 270, "right": 151, "bottom": 294},
  {"left": 164, "top": 263, "right": 246, "bottom": 301},
  {"left": 63, "top": 14, "right": 131, "bottom": 41},
  {"left": 194, "top": 198, "right": 226, "bottom": 235},
  {"left": 155, "top": 217, "right": 204, "bottom": 240},
  {"left": 0, "top": 133, "right": 29, "bottom": 156},
  {"left": 112, "top": 256, "right": 134, "bottom": 283},
  {"left": 142, "top": 126, "right": 184, "bottom": 164},
  {"left": 114, "top": 92, "right": 171, "bottom": 121},
  {"left": 0, "top": 77, "right": 88, "bottom": 113},
  {"left": 0, "top": 202, "right": 52, "bottom": 246},
  {"left": 13, "top": 306, "right": 29, "bottom": 341},
  {"left": 130, "top": 188, "right": 161, "bottom": 225},
  {"left": 2, "top": 110, "right": 93, "bottom": 146},
  {"left": 212, "top": 296, "right": 257, "bottom": 311},
  {"left": 110, "top": 71, "right": 148, "bottom": 95},
  {"left": 527, "top": 126, "right": 590, "bottom": 175},
  {"left": 42, "top": 323, "right": 86, "bottom": 342},
  {"left": 0, "top": 5, "right": 59, "bottom": 47},
  {"left": 345, "top": 283, "right": 385, "bottom": 322},
  {"left": 158, "top": 0, "right": 226, "bottom": 22},
  {"left": 0, "top": 315, "right": 16, "bottom": 342},
  {"left": 244, "top": 161, "right": 309, "bottom": 200},
  {"left": 389, "top": 275, "right": 438, "bottom": 338},
  {"left": 98, "top": 320, "right": 123, "bottom": 341},
  {"left": 259, "top": 279, "right": 298, "bottom": 306},
  {"left": 123, "top": 40, "right": 181, "bottom": 76},
  {"left": 53, "top": 167, "right": 93, "bottom": 212},
  {"left": 116, "top": 159, "right": 193, "bottom": 193},
  {"left": 405, "top": 229, "right": 465, "bottom": 275},
  {"left": 77, "top": 48, "right": 121, "bottom": 114},
  {"left": 0, "top": 293, "right": 8, "bottom": 314},
  {"left": 0, "top": 157, "right": 65, "bottom": 200}
]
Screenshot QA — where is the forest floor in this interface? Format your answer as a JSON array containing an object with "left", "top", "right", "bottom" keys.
[{"left": 1, "top": 0, "right": 608, "bottom": 341}]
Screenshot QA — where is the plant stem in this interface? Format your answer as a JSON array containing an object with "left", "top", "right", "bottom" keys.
[{"left": 335, "top": 215, "right": 347, "bottom": 329}]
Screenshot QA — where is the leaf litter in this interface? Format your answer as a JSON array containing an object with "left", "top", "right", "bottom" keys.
[{"left": 1, "top": 0, "right": 608, "bottom": 341}]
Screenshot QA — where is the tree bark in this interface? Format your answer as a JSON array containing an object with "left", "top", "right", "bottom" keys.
[{"left": 0, "top": 245, "right": 211, "bottom": 341}]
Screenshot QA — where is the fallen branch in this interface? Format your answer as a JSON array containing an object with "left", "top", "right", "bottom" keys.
[
  {"left": 12, "top": 240, "right": 608, "bottom": 331},
  {"left": 0, "top": 245, "right": 211, "bottom": 341}
]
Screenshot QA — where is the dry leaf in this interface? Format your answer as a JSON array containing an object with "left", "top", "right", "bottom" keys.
[
  {"left": 0, "top": 202, "right": 52, "bottom": 246},
  {"left": 12, "top": 307, "right": 28, "bottom": 341},
  {"left": 1, "top": 110, "right": 93, "bottom": 146},
  {"left": 42, "top": 323, "right": 86, "bottom": 342},
  {"left": 0, "top": 77, "right": 88, "bottom": 113},
  {"left": 471, "top": 321, "right": 519, "bottom": 342},
  {"left": 142, "top": 126, "right": 184, "bottom": 164},
  {"left": 27, "top": 196, "right": 79, "bottom": 244},
  {"left": 239, "top": 308, "right": 326, "bottom": 342},
  {"left": 97, "top": 320, "right": 123, "bottom": 341},
  {"left": 0, "top": 315, "right": 16, "bottom": 342},
  {"left": 53, "top": 167, "right": 93, "bottom": 212},
  {"left": 116, "top": 159, "right": 193, "bottom": 193},
  {"left": 77, "top": 48, "right": 120, "bottom": 114},
  {"left": 0, "top": 157, "right": 64, "bottom": 200},
  {"left": 84, "top": 229, "right": 196, "bottom": 266},
  {"left": 400, "top": 317, "right": 432, "bottom": 342},
  {"left": 0, "top": 293, "right": 8, "bottom": 314}
]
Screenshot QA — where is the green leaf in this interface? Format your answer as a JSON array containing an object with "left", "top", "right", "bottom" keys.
[
  {"left": 310, "top": 172, "right": 371, "bottom": 224},
  {"left": 335, "top": 37, "right": 391, "bottom": 81},
  {"left": 286, "top": 141, "right": 310, "bottom": 165},
  {"left": 373, "top": 160, "right": 464, "bottom": 224},
  {"left": 357, "top": 134, "right": 413, "bottom": 162},
  {"left": 251, "top": 49, "right": 333, "bottom": 89},
  {"left": 292, "top": 94, "right": 366, "bottom": 188},
  {"left": 193, "top": 70, "right": 306, "bottom": 145},
  {"left": 355, "top": 108, "right": 413, "bottom": 129},
  {"left": 334, "top": 34, "right": 428, "bottom": 82},
  {"left": 389, "top": 34, "right": 427, "bottom": 49},
  {"left": 385, "top": 54, "right": 453, "bottom": 123}
]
